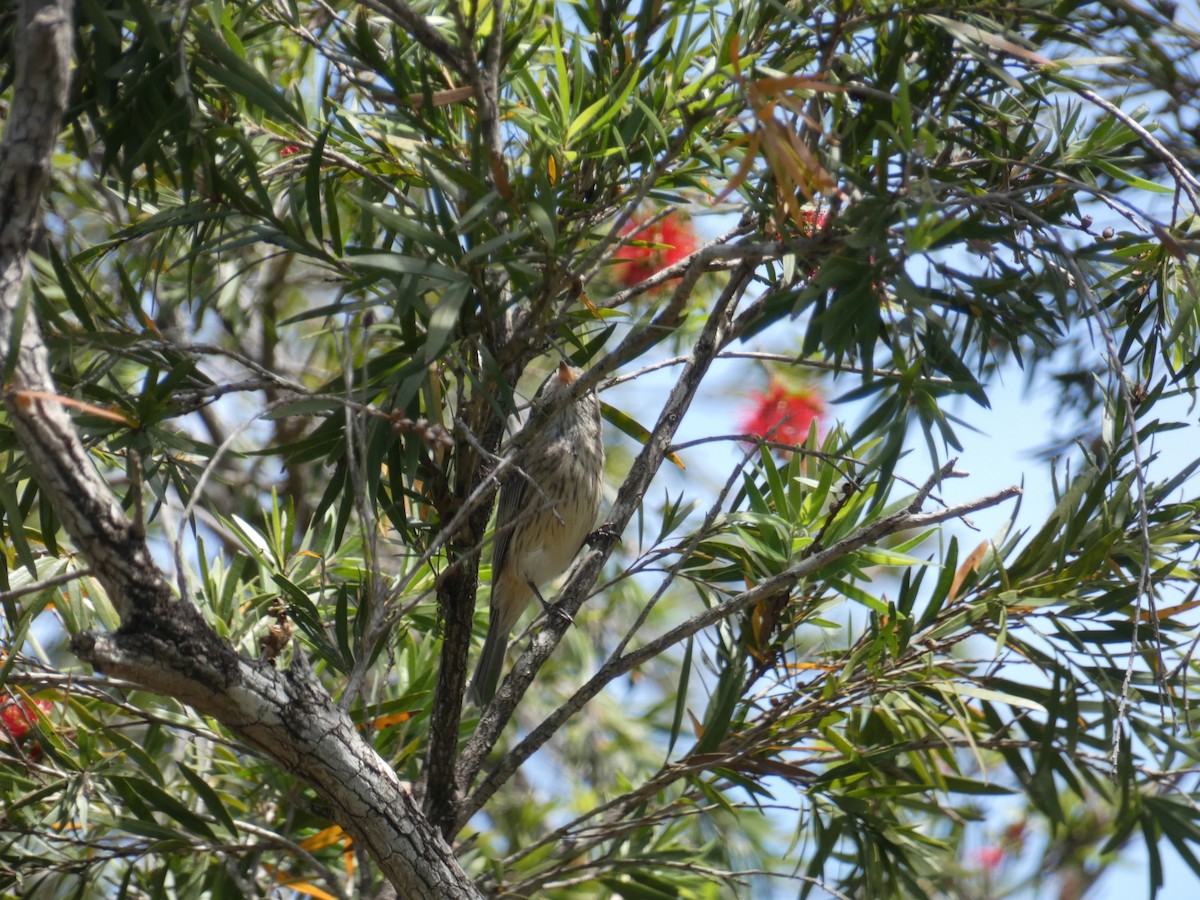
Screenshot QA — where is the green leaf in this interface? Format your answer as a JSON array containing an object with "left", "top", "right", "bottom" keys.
[
  {"left": 946, "top": 682, "right": 1047, "bottom": 714},
  {"left": 425, "top": 282, "right": 470, "bottom": 362},
  {"left": 1092, "top": 159, "right": 1173, "bottom": 193},
  {"left": 305, "top": 124, "right": 331, "bottom": 244},
  {"left": 112, "top": 776, "right": 218, "bottom": 841},
  {"left": 178, "top": 764, "right": 239, "bottom": 839},
  {"left": 602, "top": 402, "right": 684, "bottom": 469},
  {"left": 192, "top": 26, "right": 305, "bottom": 126},
  {"left": 352, "top": 196, "right": 457, "bottom": 255},
  {"left": 0, "top": 478, "right": 38, "bottom": 578},
  {"left": 350, "top": 252, "right": 468, "bottom": 284},
  {"left": 667, "top": 636, "right": 693, "bottom": 761}
]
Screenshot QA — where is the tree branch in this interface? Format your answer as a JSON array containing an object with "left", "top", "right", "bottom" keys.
[
  {"left": 0, "top": 3, "right": 478, "bottom": 895},
  {"left": 1072, "top": 84, "right": 1200, "bottom": 213},
  {"left": 453, "top": 263, "right": 758, "bottom": 802},
  {"left": 71, "top": 634, "right": 476, "bottom": 898},
  {"left": 358, "top": 0, "right": 468, "bottom": 76},
  {"left": 0, "top": 0, "right": 152, "bottom": 624},
  {"left": 460, "top": 475, "right": 1022, "bottom": 823}
]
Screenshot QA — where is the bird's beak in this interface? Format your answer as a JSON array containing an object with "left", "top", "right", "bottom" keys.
[{"left": 557, "top": 361, "right": 576, "bottom": 383}]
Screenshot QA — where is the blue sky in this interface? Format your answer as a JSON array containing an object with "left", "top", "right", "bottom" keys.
[{"left": 597, "top": 302, "right": 1198, "bottom": 897}]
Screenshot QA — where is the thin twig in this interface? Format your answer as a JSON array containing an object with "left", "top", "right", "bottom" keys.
[
  {"left": 0, "top": 567, "right": 95, "bottom": 604},
  {"left": 604, "top": 349, "right": 956, "bottom": 388},
  {"left": 454, "top": 264, "right": 758, "bottom": 798},
  {"left": 1055, "top": 240, "right": 1166, "bottom": 771},
  {"left": 461, "top": 476, "right": 1021, "bottom": 822},
  {"left": 338, "top": 320, "right": 385, "bottom": 709},
  {"left": 171, "top": 396, "right": 300, "bottom": 604},
  {"left": 610, "top": 425, "right": 764, "bottom": 663},
  {"left": 1071, "top": 84, "right": 1200, "bottom": 211},
  {"left": 357, "top": 0, "right": 467, "bottom": 75}
]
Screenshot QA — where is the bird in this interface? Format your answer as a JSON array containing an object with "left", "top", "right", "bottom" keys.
[{"left": 470, "top": 361, "right": 605, "bottom": 705}]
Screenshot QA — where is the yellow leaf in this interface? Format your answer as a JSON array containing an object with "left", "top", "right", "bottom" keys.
[
  {"left": 299, "top": 825, "right": 349, "bottom": 852},
  {"left": 277, "top": 880, "right": 340, "bottom": 900},
  {"left": 367, "top": 711, "right": 412, "bottom": 730},
  {"left": 1140, "top": 595, "right": 1200, "bottom": 623},
  {"left": 404, "top": 86, "right": 473, "bottom": 109},
  {"left": 948, "top": 540, "right": 989, "bottom": 601},
  {"left": 10, "top": 390, "right": 136, "bottom": 426}
]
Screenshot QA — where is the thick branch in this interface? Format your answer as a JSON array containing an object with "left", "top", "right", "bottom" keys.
[
  {"left": 423, "top": 391, "right": 507, "bottom": 837},
  {"left": 0, "top": 0, "right": 156, "bottom": 623},
  {"left": 72, "top": 633, "right": 475, "bottom": 899},
  {"left": 0, "top": 2, "right": 478, "bottom": 895}
]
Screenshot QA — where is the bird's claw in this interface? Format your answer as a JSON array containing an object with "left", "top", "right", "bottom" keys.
[
  {"left": 585, "top": 523, "right": 619, "bottom": 547},
  {"left": 548, "top": 604, "right": 575, "bottom": 627},
  {"left": 529, "top": 578, "right": 576, "bottom": 627}
]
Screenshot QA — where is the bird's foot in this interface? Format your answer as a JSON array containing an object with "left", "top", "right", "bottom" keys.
[{"left": 585, "top": 523, "right": 620, "bottom": 547}]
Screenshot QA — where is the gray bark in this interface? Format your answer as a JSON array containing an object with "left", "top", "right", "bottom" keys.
[{"left": 0, "top": 2, "right": 478, "bottom": 895}]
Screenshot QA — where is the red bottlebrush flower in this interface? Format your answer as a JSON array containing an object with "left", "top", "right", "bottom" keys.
[
  {"left": 0, "top": 698, "right": 52, "bottom": 743},
  {"left": 611, "top": 212, "right": 698, "bottom": 289},
  {"left": 802, "top": 208, "right": 828, "bottom": 273},
  {"left": 740, "top": 379, "right": 825, "bottom": 446},
  {"left": 280, "top": 143, "right": 302, "bottom": 157},
  {"left": 800, "top": 207, "right": 828, "bottom": 234},
  {"left": 975, "top": 845, "right": 1004, "bottom": 871}
]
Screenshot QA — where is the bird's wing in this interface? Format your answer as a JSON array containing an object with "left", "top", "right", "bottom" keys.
[
  {"left": 491, "top": 465, "right": 528, "bottom": 584},
  {"left": 492, "top": 377, "right": 553, "bottom": 583}
]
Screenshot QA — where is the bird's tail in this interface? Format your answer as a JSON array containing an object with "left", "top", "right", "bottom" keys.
[{"left": 470, "top": 619, "right": 509, "bottom": 706}]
